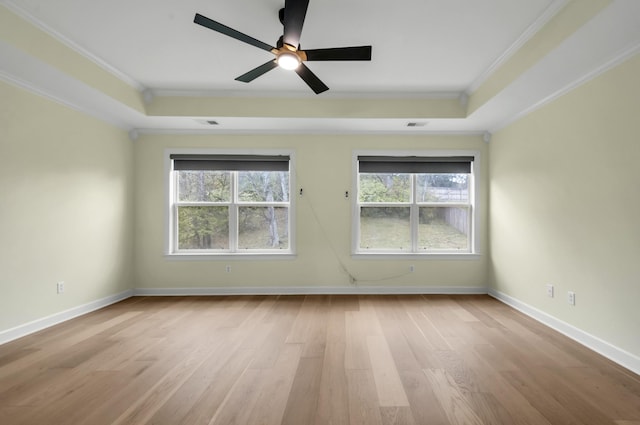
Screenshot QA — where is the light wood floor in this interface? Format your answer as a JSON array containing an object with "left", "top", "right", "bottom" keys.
[{"left": 1, "top": 295, "right": 639, "bottom": 425}]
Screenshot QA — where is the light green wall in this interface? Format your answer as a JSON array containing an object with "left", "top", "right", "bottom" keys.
[
  {"left": 489, "top": 53, "right": 640, "bottom": 356},
  {"left": 0, "top": 81, "right": 134, "bottom": 332},
  {"left": 134, "top": 134, "right": 488, "bottom": 290}
]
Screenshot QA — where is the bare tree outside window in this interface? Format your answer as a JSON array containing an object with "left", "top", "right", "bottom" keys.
[{"left": 173, "top": 166, "right": 290, "bottom": 253}]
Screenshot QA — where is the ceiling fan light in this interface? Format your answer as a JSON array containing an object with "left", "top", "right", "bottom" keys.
[{"left": 277, "top": 52, "right": 300, "bottom": 70}]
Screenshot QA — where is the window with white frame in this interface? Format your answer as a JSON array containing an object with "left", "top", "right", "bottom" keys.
[
  {"left": 168, "top": 153, "right": 292, "bottom": 254},
  {"left": 354, "top": 154, "right": 475, "bottom": 254}
]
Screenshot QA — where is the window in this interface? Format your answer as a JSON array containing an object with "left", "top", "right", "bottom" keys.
[
  {"left": 354, "top": 153, "right": 476, "bottom": 254},
  {"left": 168, "top": 152, "right": 293, "bottom": 255}
]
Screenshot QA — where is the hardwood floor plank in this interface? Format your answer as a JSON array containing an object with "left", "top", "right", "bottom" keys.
[
  {"left": 46, "top": 337, "right": 116, "bottom": 369},
  {"left": 315, "top": 342, "right": 349, "bottom": 425},
  {"left": 397, "top": 369, "right": 450, "bottom": 425},
  {"left": 379, "top": 406, "right": 417, "bottom": 425},
  {"left": 208, "top": 367, "right": 263, "bottom": 425},
  {"left": 423, "top": 368, "right": 484, "bottom": 425},
  {"left": 280, "top": 356, "right": 324, "bottom": 425},
  {"left": 346, "top": 369, "right": 384, "bottom": 425},
  {"left": 393, "top": 312, "right": 443, "bottom": 370},
  {"left": 0, "top": 348, "right": 38, "bottom": 369},
  {"left": 449, "top": 302, "right": 481, "bottom": 323},
  {"left": 114, "top": 344, "right": 239, "bottom": 425},
  {"left": 94, "top": 336, "right": 166, "bottom": 371},
  {"left": 455, "top": 346, "right": 532, "bottom": 424},
  {"left": 471, "top": 339, "right": 520, "bottom": 373},
  {"left": 330, "top": 294, "right": 361, "bottom": 312},
  {"left": 16, "top": 370, "right": 130, "bottom": 425},
  {"left": 0, "top": 367, "right": 65, "bottom": 407},
  {"left": 420, "top": 299, "right": 472, "bottom": 349},
  {"left": 145, "top": 346, "right": 254, "bottom": 425},
  {"left": 359, "top": 296, "right": 385, "bottom": 336},
  {"left": 168, "top": 351, "right": 256, "bottom": 425},
  {"left": 376, "top": 305, "right": 426, "bottom": 373},
  {"left": 492, "top": 312, "right": 586, "bottom": 368},
  {"left": 1, "top": 295, "right": 639, "bottom": 425},
  {"left": 245, "top": 343, "right": 304, "bottom": 425},
  {"left": 467, "top": 392, "right": 521, "bottom": 425},
  {"left": 481, "top": 374, "right": 553, "bottom": 425},
  {"left": 508, "top": 366, "right": 622, "bottom": 425},
  {"left": 501, "top": 368, "right": 589, "bottom": 424},
  {"left": 286, "top": 295, "right": 327, "bottom": 344},
  {"left": 435, "top": 349, "right": 482, "bottom": 393},
  {"left": 454, "top": 295, "right": 509, "bottom": 328},
  {"left": 556, "top": 366, "right": 640, "bottom": 420},
  {"left": 407, "top": 310, "right": 452, "bottom": 351},
  {"left": 366, "top": 335, "right": 410, "bottom": 407},
  {"left": 0, "top": 311, "right": 142, "bottom": 381},
  {"left": 325, "top": 296, "right": 348, "bottom": 344},
  {"left": 249, "top": 296, "right": 304, "bottom": 369},
  {"left": 345, "top": 310, "right": 373, "bottom": 370},
  {"left": 0, "top": 406, "right": 32, "bottom": 424}
]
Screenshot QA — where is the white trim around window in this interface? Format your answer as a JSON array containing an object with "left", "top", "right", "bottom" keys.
[
  {"left": 351, "top": 149, "right": 481, "bottom": 259},
  {"left": 164, "top": 148, "right": 296, "bottom": 260}
]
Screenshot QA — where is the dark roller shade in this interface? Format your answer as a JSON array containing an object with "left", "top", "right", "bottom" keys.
[
  {"left": 358, "top": 156, "right": 474, "bottom": 174},
  {"left": 171, "top": 154, "right": 289, "bottom": 171}
]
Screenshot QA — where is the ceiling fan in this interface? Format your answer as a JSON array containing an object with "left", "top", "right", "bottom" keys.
[{"left": 194, "top": 0, "right": 372, "bottom": 94}]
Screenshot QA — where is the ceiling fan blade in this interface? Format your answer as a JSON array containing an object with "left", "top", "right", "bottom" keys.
[
  {"left": 194, "top": 13, "right": 275, "bottom": 52},
  {"left": 295, "top": 63, "right": 329, "bottom": 94},
  {"left": 235, "top": 60, "right": 279, "bottom": 83},
  {"left": 283, "top": 0, "right": 309, "bottom": 47},
  {"left": 303, "top": 46, "right": 372, "bottom": 61}
]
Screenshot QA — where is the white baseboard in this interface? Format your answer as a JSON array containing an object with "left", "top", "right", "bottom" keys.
[
  {"left": 133, "top": 285, "right": 489, "bottom": 296},
  {"left": 0, "top": 289, "right": 134, "bottom": 345},
  {"left": 488, "top": 289, "right": 640, "bottom": 376}
]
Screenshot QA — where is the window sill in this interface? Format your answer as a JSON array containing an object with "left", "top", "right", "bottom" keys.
[
  {"left": 352, "top": 252, "right": 481, "bottom": 261},
  {"left": 165, "top": 252, "right": 297, "bottom": 261}
]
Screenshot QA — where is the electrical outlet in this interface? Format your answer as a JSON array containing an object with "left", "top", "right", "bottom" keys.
[
  {"left": 57, "top": 281, "right": 65, "bottom": 294},
  {"left": 567, "top": 291, "right": 576, "bottom": 306},
  {"left": 409, "top": 265, "right": 415, "bottom": 273},
  {"left": 225, "top": 265, "right": 231, "bottom": 273},
  {"left": 546, "top": 284, "right": 554, "bottom": 298}
]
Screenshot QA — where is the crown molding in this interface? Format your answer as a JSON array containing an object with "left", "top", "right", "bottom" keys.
[
  {"left": 0, "top": 67, "right": 123, "bottom": 130},
  {"left": 149, "top": 88, "right": 463, "bottom": 100},
  {"left": 0, "top": 66, "right": 130, "bottom": 130},
  {"left": 1, "top": 0, "right": 144, "bottom": 92},
  {"left": 134, "top": 127, "right": 487, "bottom": 137},
  {"left": 0, "top": 68, "right": 79, "bottom": 113},
  {"left": 491, "top": 40, "right": 640, "bottom": 133},
  {"left": 466, "top": 0, "right": 569, "bottom": 95}
]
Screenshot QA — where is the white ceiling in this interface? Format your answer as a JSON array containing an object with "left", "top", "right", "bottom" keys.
[
  {"left": 1, "top": 0, "right": 640, "bottom": 134},
  {"left": 4, "top": 0, "right": 555, "bottom": 92}
]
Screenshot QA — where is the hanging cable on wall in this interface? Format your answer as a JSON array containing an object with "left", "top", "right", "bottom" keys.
[
  {"left": 295, "top": 172, "right": 358, "bottom": 285},
  {"left": 296, "top": 173, "right": 417, "bottom": 286}
]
